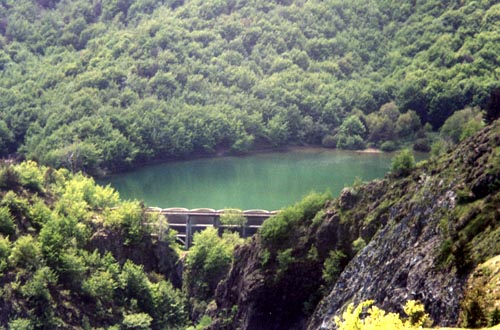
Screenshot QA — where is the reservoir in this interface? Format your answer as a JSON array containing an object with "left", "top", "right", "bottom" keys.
[{"left": 100, "top": 148, "right": 406, "bottom": 210}]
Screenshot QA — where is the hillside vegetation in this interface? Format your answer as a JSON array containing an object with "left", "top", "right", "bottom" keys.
[
  {"left": 208, "top": 119, "right": 500, "bottom": 330},
  {"left": 0, "top": 0, "right": 499, "bottom": 173},
  {"left": 0, "top": 161, "right": 186, "bottom": 329}
]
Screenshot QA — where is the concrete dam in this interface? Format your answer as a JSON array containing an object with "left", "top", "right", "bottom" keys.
[{"left": 147, "top": 207, "right": 279, "bottom": 248}]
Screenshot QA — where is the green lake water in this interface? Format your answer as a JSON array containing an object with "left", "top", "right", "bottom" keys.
[{"left": 99, "top": 148, "right": 406, "bottom": 210}]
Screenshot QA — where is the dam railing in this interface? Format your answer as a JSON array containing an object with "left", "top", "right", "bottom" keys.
[{"left": 147, "top": 207, "right": 279, "bottom": 248}]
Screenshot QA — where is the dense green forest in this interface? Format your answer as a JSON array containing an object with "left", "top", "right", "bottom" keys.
[{"left": 0, "top": 0, "right": 499, "bottom": 173}]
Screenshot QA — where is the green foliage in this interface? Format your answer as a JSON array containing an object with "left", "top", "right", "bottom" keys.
[
  {"left": 104, "top": 201, "right": 148, "bottom": 245},
  {"left": 336, "top": 116, "right": 367, "bottom": 150},
  {"left": 276, "top": 248, "right": 295, "bottom": 276},
  {"left": 186, "top": 315, "right": 212, "bottom": 330},
  {"left": 184, "top": 228, "right": 243, "bottom": 302},
  {"left": 352, "top": 237, "right": 367, "bottom": 254},
  {"left": 260, "top": 191, "right": 330, "bottom": 246},
  {"left": 440, "top": 107, "right": 485, "bottom": 144},
  {"left": 0, "top": 235, "right": 10, "bottom": 274},
  {"left": 8, "top": 319, "right": 34, "bottom": 330},
  {"left": 82, "top": 270, "right": 117, "bottom": 304},
  {"left": 0, "top": 0, "right": 496, "bottom": 173},
  {"left": 21, "top": 266, "right": 58, "bottom": 303},
  {"left": 391, "top": 149, "right": 415, "bottom": 177},
  {"left": 14, "top": 161, "right": 45, "bottom": 192},
  {"left": 322, "top": 250, "right": 346, "bottom": 287},
  {"left": 260, "top": 248, "right": 271, "bottom": 267},
  {"left": 0, "top": 166, "right": 20, "bottom": 189},
  {"left": 0, "top": 206, "right": 16, "bottom": 237},
  {"left": 321, "top": 135, "right": 337, "bottom": 148},
  {"left": 9, "top": 235, "right": 42, "bottom": 269},
  {"left": 380, "top": 141, "right": 397, "bottom": 152},
  {"left": 122, "top": 313, "right": 152, "bottom": 330},
  {"left": 0, "top": 162, "right": 185, "bottom": 329},
  {"left": 219, "top": 209, "right": 247, "bottom": 228}
]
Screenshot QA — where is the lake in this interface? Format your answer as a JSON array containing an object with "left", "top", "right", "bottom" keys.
[{"left": 99, "top": 148, "right": 407, "bottom": 210}]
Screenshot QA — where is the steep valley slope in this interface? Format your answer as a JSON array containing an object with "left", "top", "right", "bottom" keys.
[{"left": 209, "top": 119, "right": 500, "bottom": 330}]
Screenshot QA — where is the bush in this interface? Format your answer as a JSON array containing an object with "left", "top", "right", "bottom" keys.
[
  {"left": 0, "top": 165, "right": 20, "bottom": 189},
  {"left": 184, "top": 228, "right": 243, "bottom": 301},
  {"left": 149, "top": 280, "right": 188, "bottom": 328},
  {"left": 337, "top": 133, "right": 366, "bottom": 150},
  {"left": 14, "top": 161, "right": 45, "bottom": 192},
  {"left": 21, "top": 266, "right": 58, "bottom": 303},
  {"left": 82, "top": 270, "right": 117, "bottom": 305},
  {"left": 352, "top": 237, "right": 367, "bottom": 253},
  {"left": 413, "top": 138, "right": 431, "bottom": 152},
  {"left": 0, "top": 235, "right": 10, "bottom": 274},
  {"left": 391, "top": 149, "right": 415, "bottom": 177},
  {"left": 104, "top": 201, "right": 148, "bottom": 245},
  {"left": 380, "top": 141, "right": 397, "bottom": 152},
  {"left": 260, "top": 191, "right": 331, "bottom": 246},
  {"left": 9, "top": 235, "right": 42, "bottom": 269},
  {"left": 321, "top": 134, "right": 337, "bottom": 148},
  {"left": 276, "top": 248, "right": 295, "bottom": 276},
  {"left": 220, "top": 209, "right": 246, "bottom": 227},
  {"left": 440, "top": 107, "right": 484, "bottom": 144},
  {"left": 0, "top": 206, "right": 16, "bottom": 236},
  {"left": 322, "top": 250, "right": 346, "bottom": 287},
  {"left": 122, "top": 313, "right": 152, "bottom": 330},
  {"left": 8, "top": 318, "right": 34, "bottom": 330}
]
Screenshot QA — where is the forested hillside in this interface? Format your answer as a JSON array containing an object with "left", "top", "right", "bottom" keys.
[
  {"left": 0, "top": 0, "right": 499, "bottom": 173},
  {"left": 0, "top": 161, "right": 187, "bottom": 329}
]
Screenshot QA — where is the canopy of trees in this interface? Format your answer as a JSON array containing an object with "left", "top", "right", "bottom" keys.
[{"left": 0, "top": 0, "right": 499, "bottom": 173}]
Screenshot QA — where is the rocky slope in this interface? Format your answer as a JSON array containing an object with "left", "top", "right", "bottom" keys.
[{"left": 209, "top": 120, "right": 500, "bottom": 329}]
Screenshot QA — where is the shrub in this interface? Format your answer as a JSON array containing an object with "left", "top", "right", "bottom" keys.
[
  {"left": 149, "top": 280, "right": 188, "bottom": 328},
  {"left": 119, "top": 261, "right": 153, "bottom": 310},
  {"left": 8, "top": 318, "right": 34, "bottom": 330},
  {"left": 22, "top": 266, "right": 58, "bottom": 302},
  {"left": 82, "top": 270, "right": 117, "bottom": 305},
  {"left": 337, "top": 133, "right": 366, "bottom": 150},
  {"left": 0, "top": 206, "right": 16, "bottom": 236},
  {"left": 0, "top": 165, "right": 20, "bottom": 189},
  {"left": 380, "top": 140, "right": 397, "bottom": 152},
  {"left": 276, "top": 248, "right": 295, "bottom": 276},
  {"left": 440, "top": 107, "right": 484, "bottom": 144},
  {"left": 322, "top": 250, "right": 346, "bottom": 287},
  {"left": 104, "top": 201, "right": 147, "bottom": 245},
  {"left": 122, "top": 313, "right": 153, "bottom": 330},
  {"left": 413, "top": 138, "right": 431, "bottom": 152},
  {"left": 321, "top": 134, "right": 337, "bottom": 148},
  {"left": 14, "top": 161, "right": 45, "bottom": 192},
  {"left": 184, "top": 228, "right": 243, "bottom": 302},
  {"left": 391, "top": 149, "right": 415, "bottom": 177},
  {"left": 352, "top": 237, "right": 367, "bottom": 253},
  {"left": 9, "top": 235, "right": 42, "bottom": 269},
  {"left": 0, "top": 235, "right": 10, "bottom": 274},
  {"left": 220, "top": 208, "right": 246, "bottom": 227},
  {"left": 260, "top": 191, "right": 330, "bottom": 246}
]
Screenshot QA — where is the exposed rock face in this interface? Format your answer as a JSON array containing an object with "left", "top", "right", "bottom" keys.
[{"left": 210, "top": 121, "right": 500, "bottom": 330}]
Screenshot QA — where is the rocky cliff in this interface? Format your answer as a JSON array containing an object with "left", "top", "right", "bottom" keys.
[{"left": 210, "top": 120, "right": 500, "bottom": 329}]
